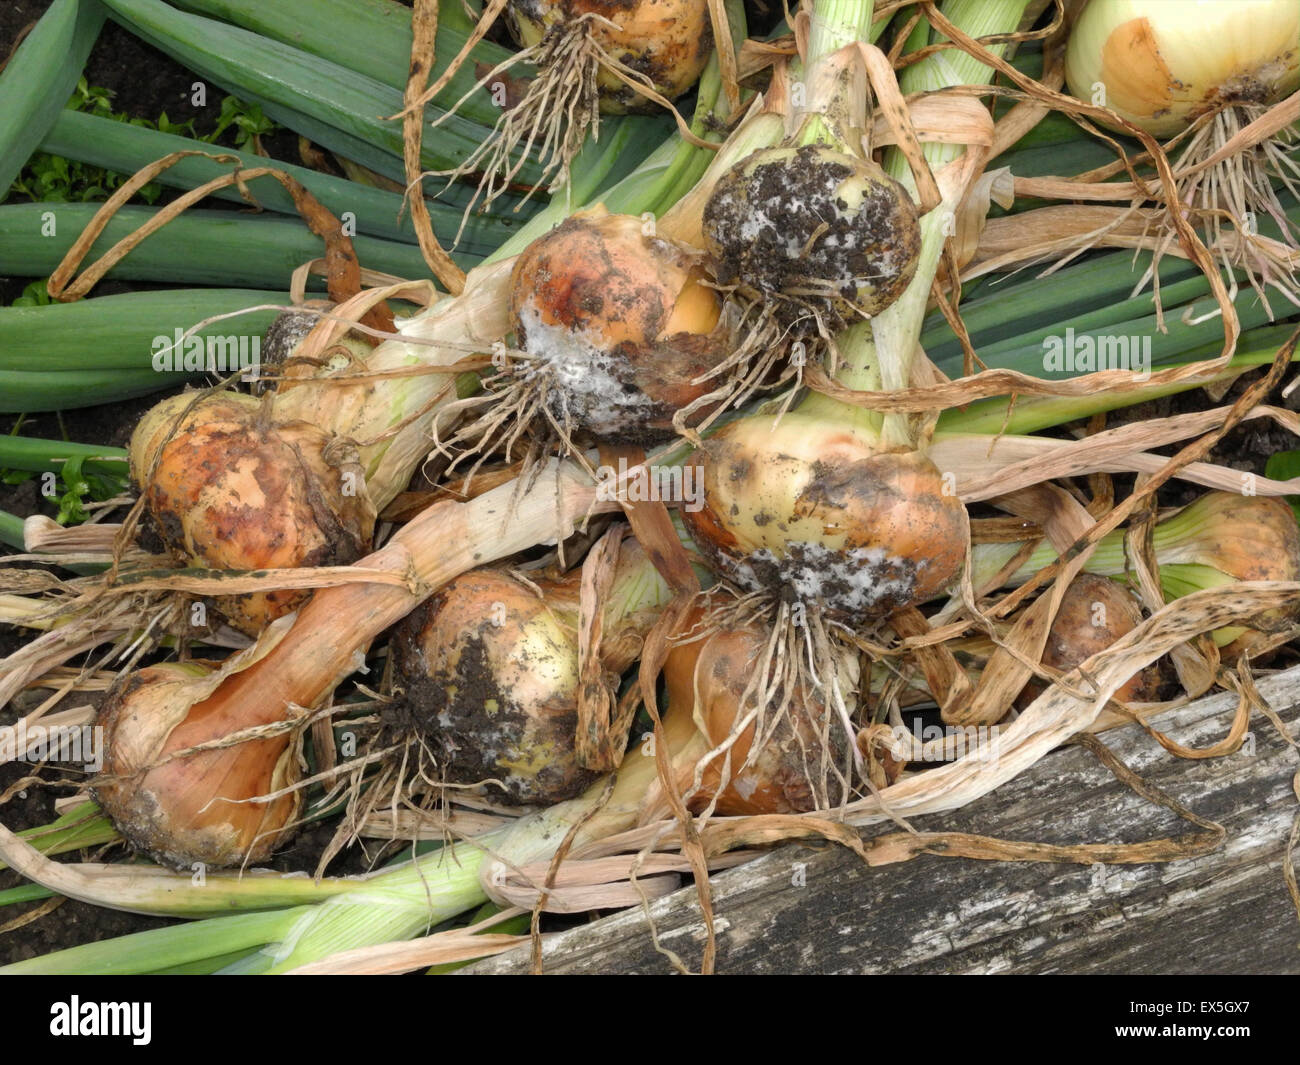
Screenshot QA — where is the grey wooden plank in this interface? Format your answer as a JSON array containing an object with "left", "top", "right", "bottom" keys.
[{"left": 464, "top": 667, "right": 1300, "bottom": 974}]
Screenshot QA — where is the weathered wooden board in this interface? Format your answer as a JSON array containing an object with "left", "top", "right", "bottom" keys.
[{"left": 464, "top": 667, "right": 1300, "bottom": 974}]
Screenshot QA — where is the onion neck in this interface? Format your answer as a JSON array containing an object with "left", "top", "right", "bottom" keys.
[
  {"left": 786, "top": 0, "right": 891, "bottom": 443},
  {"left": 868, "top": 0, "right": 1033, "bottom": 436},
  {"left": 795, "top": 320, "right": 886, "bottom": 441},
  {"left": 794, "top": 0, "right": 877, "bottom": 149}
]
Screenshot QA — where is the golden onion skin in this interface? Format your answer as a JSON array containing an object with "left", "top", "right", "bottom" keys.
[
  {"left": 663, "top": 611, "right": 848, "bottom": 815},
  {"left": 1065, "top": 0, "right": 1300, "bottom": 137},
  {"left": 129, "top": 393, "right": 373, "bottom": 636},
  {"left": 682, "top": 413, "right": 967, "bottom": 621},
  {"left": 510, "top": 205, "right": 724, "bottom": 442},
  {"left": 94, "top": 662, "right": 301, "bottom": 869},
  {"left": 505, "top": 0, "right": 712, "bottom": 112},
  {"left": 1020, "top": 574, "right": 1161, "bottom": 708},
  {"left": 1156, "top": 493, "right": 1300, "bottom": 657},
  {"left": 128, "top": 391, "right": 255, "bottom": 480},
  {"left": 391, "top": 570, "right": 599, "bottom": 806},
  {"left": 703, "top": 144, "right": 921, "bottom": 328}
]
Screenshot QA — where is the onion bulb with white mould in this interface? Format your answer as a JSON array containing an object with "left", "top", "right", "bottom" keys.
[
  {"left": 505, "top": 0, "right": 712, "bottom": 113},
  {"left": 94, "top": 660, "right": 302, "bottom": 869},
  {"left": 129, "top": 391, "right": 374, "bottom": 636},
  {"left": 507, "top": 204, "right": 726, "bottom": 443},
  {"left": 681, "top": 412, "right": 967, "bottom": 621},
  {"left": 702, "top": 144, "right": 921, "bottom": 332}
]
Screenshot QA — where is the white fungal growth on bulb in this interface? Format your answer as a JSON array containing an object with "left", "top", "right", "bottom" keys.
[
  {"left": 722, "top": 541, "right": 936, "bottom": 617},
  {"left": 515, "top": 301, "right": 655, "bottom": 438}
]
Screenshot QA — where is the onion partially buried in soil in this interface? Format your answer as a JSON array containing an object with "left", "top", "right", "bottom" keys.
[
  {"left": 681, "top": 413, "right": 967, "bottom": 621},
  {"left": 1019, "top": 574, "right": 1161, "bottom": 708},
  {"left": 662, "top": 609, "right": 851, "bottom": 815},
  {"left": 129, "top": 392, "right": 374, "bottom": 636},
  {"left": 94, "top": 661, "right": 302, "bottom": 869},
  {"left": 505, "top": 0, "right": 713, "bottom": 113},
  {"left": 509, "top": 205, "right": 725, "bottom": 443},
  {"left": 702, "top": 144, "right": 921, "bottom": 331},
  {"left": 389, "top": 569, "right": 598, "bottom": 806}
]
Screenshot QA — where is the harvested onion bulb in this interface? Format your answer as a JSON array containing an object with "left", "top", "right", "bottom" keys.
[
  {"left": 995, "top": 492, "right": 1300, "bottom": 657},
  {"left": 1065, "top": 0, "right": 1300, "bottom": 137},
  {"left": 505, "top": 0, "right": 712, "bottom": 113},
  {"left": 1021, "top": 573, "right": 1161, "bottom": 707},
  {"left": 703, "top": 144, "right": 921, "bottom": 330},
  {"left": 1065, "top": 0, "right": 1300, "bottom": 302},
  {"left": 390, "top": 534, "right": 679, "bottom": 804},
  {"left": 661, "top": 608, "right": 851, "bottom": 815},
  {"left": 390, "top": 569, "right": 596, "bottom": 806},
  {"left": 95, "top": 660, "right": 301, "bottom": 868},
  {"left": 682, "top": 412, "right": 967, "bottom": 620},
  {"left": 129, "top": 391, "right": 373, "bottom": 636},
  {"left": 509, "top": 205, "right": 725, "bottom": 442}
]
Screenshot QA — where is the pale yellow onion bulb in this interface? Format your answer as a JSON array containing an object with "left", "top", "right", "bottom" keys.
[{"left": 1065, "top": 0, "right": 1300, "bottom": 136}]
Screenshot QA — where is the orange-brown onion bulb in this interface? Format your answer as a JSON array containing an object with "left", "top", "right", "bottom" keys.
[
  {"left": 128, "top": 392, "right": 373, "bottom": 636},
  {"left": 662, "top": 610, "right": 850, "bottom": 815},
  {"left": 509, "top": 205, "right": 725, "bottom": 443},
  {"left": 1019, "top": 574, "right": 1161, "bottom": 709},
  {"left": 703, "top": 144, "right": 921, "bottom": 331},
  {"left": 94, "top": 661, "right": 301, "bottom": 869},
  {"left": 505, "top": 0, "right": 712, "bottom": 113},
  {"left": 389, "top": 569, "right": 599, "bottom": 806},
  {"left": 681, "top": 413, "right": 967, "bottom": 621}
]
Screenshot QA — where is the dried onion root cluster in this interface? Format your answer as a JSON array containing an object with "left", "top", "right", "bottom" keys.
[
  {"left": 658, "top": 603, "right": 854, "bottom": 816},
  {"left": 438, "top": 0, "right": 712, "bottom": 221}
]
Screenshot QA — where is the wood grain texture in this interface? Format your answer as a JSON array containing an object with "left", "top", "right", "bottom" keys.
[{"left": 464, "top": 666, "right": 1300, "bottom": 974}]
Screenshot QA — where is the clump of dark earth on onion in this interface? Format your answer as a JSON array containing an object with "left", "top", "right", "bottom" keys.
[
  {"left": 388, "top": 571, "right": 598, "bottom": 806},
  {"left": 703, "top": 144, "right": 921, "bottom": 333}
]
